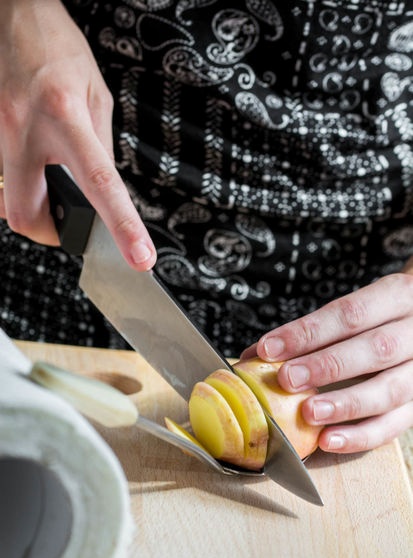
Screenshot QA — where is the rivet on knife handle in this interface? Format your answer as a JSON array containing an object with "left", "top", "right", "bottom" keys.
[{"left": 46, "top": 164, "right": 96, "bottom": 256}]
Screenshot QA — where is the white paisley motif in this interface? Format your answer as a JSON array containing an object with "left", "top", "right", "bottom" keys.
[
  {"left": 234, "top": 64, "right": 256, "bottom": 90},
  {"left": 176, "top": 0, "right": 219, "bottom": 26},
  {"left": 199, "top": 229, "right": 252, "bottom": 277},
  {"left": 198, "top": 275, "right": 227, "bottom": 292},
  {"left": 383, "top": 226, "right": 413, "bottom": 258},
  {"left": 123, "top": 0, "right": 173, "bottom": 10},
  {"left": 381, "top": 72, "right": 413, "bottom": 101},
  {"left": 385, "top": 53, "right": 412, "bottom": 72},
  {"left": 245, "top": 0, "right": 283, "bottom": 41},
  {"left": 227, "top": 276, "right": 271, "bottom": 301},
  {"left": 127, "top": 189, "right": 166, "bottom": 221},
  {"left": 388, "top": 21, "right": 413, "bottom": 53},
  {"left": 207, "top": 10, "right": 259, "bottom": 65},
  {"left": 98, "top": 27, "right": 142, "bottom": 59},
  {"left": 234, "top": 92, "right": 289, "bottom": 129},
  {"left": 235, "top": 214, "right": 276, "bottom": 257},
  {"left": 168, "top": 203, "right": 212, "bottom": 239},
  {"left": 163, "top": 47, "right": 234, "bottom": 86},
  {"left": 137, "top": 14, "right": 194, "bottom": 50},
  {"left": 235, "top": 63, "right": 275, "bottom": 90},
  {"left": 156, "top": 255, "right": 199, "bottom": 287},
  {"left": 148, "top": 224, "right": 187, "bottom": 256},
  {"left": 114, "top": 7, "right": 136, "bottom": 29},
  {"left": 319, "top": 9, "right": 339, "bottom": 32},
  {"left": 351, "top": 13, "right": 374, "bottom": 35}
]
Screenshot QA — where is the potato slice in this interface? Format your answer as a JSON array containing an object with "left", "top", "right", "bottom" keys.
[
  {"left": 205, "top": 369, "right": 268, "bottom": 470},
  {"left": 189, "top": 382, "right": 244, "bottom": 463},
  {"left": 164, "top": 417, "right": 208, "bottom": 452}
]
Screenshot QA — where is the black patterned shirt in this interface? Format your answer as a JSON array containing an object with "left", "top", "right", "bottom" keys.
[{"left": 1, "top": 0, "right": 413, "bottom": 356}]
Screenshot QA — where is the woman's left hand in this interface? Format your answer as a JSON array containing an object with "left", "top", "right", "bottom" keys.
[{"left": 241, "top": 264, "right": 413, "bottom": 454}]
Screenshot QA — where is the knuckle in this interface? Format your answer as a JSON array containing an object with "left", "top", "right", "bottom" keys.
[
  {"left": 293, "top": 316, "right": 322, "bottom": 350},
  {"left": 40, "top": 85, "right": 80, "bottom": 121},
  {"left": 336, "top": 296, "right": 368, "bottom": 331},
  {"left": 383, "top": 372, "right": 408, "bottom": 409},
  {"left": 316, "top": 351, "right": 345, "bottom": 384},
  {"left": 0, "top": 94, "right": 25, "bottom": 129},
  {"left": 87, "top": 166, "right": 118, "bottom": 195},
  {"left": 341, "top": 394, "right": 363, "bottom": 421},
  {"left": 370, "top": 331, "right": 398, "bottom": 363},
  {"left": 113, "top": 214, "right": 139, "bottom": 238}
]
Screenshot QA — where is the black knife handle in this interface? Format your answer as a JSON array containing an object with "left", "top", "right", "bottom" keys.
[{"left": 46, "top": 165, "right": 96, "bottom": 256}]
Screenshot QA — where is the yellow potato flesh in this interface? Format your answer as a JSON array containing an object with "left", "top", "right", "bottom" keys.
[
  {"left": 164, "top": 417, "right": 207, "bottom": 451},
  {"left": 189, "top": 382, "right": 244, "bottom": 462},
  {"left": 205, "top": 369, "right": 268, "bottom": 470},
  {"left": 233, "top": 361, "right": 283, "bottom": 415}
]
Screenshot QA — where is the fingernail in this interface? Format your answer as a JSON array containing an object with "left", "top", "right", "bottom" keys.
[
  {"left": 286, "top": 364, "right": 310, "bottom": 389},
  {"left": 313, "top": 400, "right": 335, "bottom": 422},
  {"left": 327, "top": 434, "right": 346, "bottom": 450},
  {"left": 263, "top": 337, "right": 285, "bottom": 358},
  {"left": 131, "top": 241, "right": 152, "bottom": 265}
]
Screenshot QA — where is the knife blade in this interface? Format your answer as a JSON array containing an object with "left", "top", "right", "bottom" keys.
[
  {"left": 46, "top": 164, "right": 323, "bottom": 506},
  {"left": 46, "top": 165, "right": 229, "bottom": 400}
]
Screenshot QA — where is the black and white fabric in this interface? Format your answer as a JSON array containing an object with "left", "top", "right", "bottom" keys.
[{"left": 1, "top": 0, "right": 413, "bottom": 356}]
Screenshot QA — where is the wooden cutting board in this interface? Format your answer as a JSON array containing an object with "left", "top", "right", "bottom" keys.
[{"left": 17, "top": 341, "right": 413, "bottom": 558}]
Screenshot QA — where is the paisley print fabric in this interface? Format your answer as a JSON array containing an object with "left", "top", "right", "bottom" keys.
[{"left": 1, "top": 0, "right": 413, "bottom": 356}]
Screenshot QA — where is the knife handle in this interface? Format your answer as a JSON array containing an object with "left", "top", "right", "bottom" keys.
[
  {"left": 29, "top": 360, "right": 139, "bottom": 428},
  {"left": 46, "top": 164, "right": 96, "bottom": 256}
]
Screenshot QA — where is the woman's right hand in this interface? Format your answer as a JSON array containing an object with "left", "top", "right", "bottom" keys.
[{"left": 0, "top": 0, "right": 156, "bottom": 270}]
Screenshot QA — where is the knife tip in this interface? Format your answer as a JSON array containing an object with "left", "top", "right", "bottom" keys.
[{"left": 308, "top": 493, "right": 324, "bottom": 507}]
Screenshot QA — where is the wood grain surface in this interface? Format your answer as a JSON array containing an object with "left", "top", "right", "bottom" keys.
[{"left": 17, "top": 341, "right": 413, "bottom": 558}]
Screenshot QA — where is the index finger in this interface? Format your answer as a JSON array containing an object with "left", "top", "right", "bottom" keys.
[
  {"left": 62, "top": 125, "right": 156, "bottom": 271},
  {"left": 256, "top": 274, "right": 413, "bottom": 362}
]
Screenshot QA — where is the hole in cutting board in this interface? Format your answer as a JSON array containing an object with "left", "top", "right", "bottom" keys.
[
  {"left": 0, "top": 458, "right": 73, "bottom": 558},
  {"left": 87, "top": 370, "right": 142, "bottom": 395}
]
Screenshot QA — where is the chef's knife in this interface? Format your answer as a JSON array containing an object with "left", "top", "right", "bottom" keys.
[{"left": 46, "top": 164, "right": 323, "bottom": 506}]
